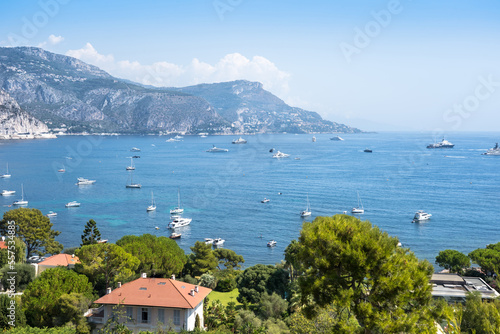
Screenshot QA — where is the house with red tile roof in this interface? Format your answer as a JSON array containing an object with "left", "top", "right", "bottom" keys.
[
  {"left": 0, "top": 240, "right": 6, "bottom": 249},
  {"left": 34, "top": 253, "right": 80, "bottom": 275},
  {"left": 87, "top": 274, "right": 211, "bottom": 333}
]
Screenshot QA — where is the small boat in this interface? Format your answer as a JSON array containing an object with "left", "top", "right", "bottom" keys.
[
  {"left": 213, "top": 238, "right": 225, "bottom": 246},
  {"left": 126, "top": 171, "right": 141, "bottom": 188},
  {"left": 170, "top": 188, "right": 184, "bottom": 214},
  {"left": 300, "top": 194, "right": 312, "bottom": 217},
  {"left": 13, "top": 184, "right": 28, "bottom": 206},
  {"left": 267, "top": 240, "right": 277, "bottom": 247},
  {"left": 312, "top": 136, "right": 316, "bottom": 142},
  {"left": 206, "top": 145, "right": 228, "bottom": 153},
  {"left": 155, "top": 226, "right": 160, "bottom": 230},
  {"left": 97, "top": 239, "right": 108, "bottom": 244},
  {"left": 204, "top": 238, "right": 214, "bottom": 245},
  {"left": 364, "top": 149, "right": 372, "bottom": 153},
  {"left": 427, "top": 138, "right": 454, "bottom": 149},
  {"left": 168, "top": 216, "right": 192, "bottom": 229},
  {"left": 1, "top": 163, "right": 11, "bottom": 178},
  {"left": 58, "top": 168, "right": 65, "bottom": 173},
  {"left": 412, "top": 210, "right": 432, "bottom": 223},
  {"left": 330, "top": 136, "right": 344, "bottom": 141},
  {"left": 46, "top": 211, "right": 57, "bottom": 217},
  {"left": 351, "top": 191, "right": 364, "bottom": 214},
  {"left": 261, "top": 198, "right": 270, "bottom": 203},
  {"left": 65, "top": 201, "right": 80, "bottom": 207},
  {"left": 294, "top": 157, "right": 300, "bottom": 160},
  {"left": 232, "top": 137, "right": 247, "bottom": 144},
  {"left": 482, "top": 143, "right": 500, "bottom": 156},
  {"left": 130, "top": 147, "right": 141, "bottom": 152},
  {"left": 272, "top": 151, "right": 290, "bottom": 158},
  {"left": 147, "top": 191, "right": 156, "bottom": 212},
  {"left": 126, "top": 157, "right": 135, "bottom": 170},
  {"left": 1, "top": 190, "right": 15, "bottom": 196},
  {"left": 174, "top": 135, "right": 183, "bottom": 139},
  {"left": 269, "top": 148, "right": 275, "bottom": 153},
  {"left": 169, "top": 233, "right": 181, "bottom": 239},
  {"left": 132, "top": 155, "right": 140, "bottom": 159},
  {"left": 200, "top": 135, "right": 207, "bottom": 138},
  {"left": 166, "top": 138, "right": 179, "bottom": 142},
  {"left": 76, "top": 177, "right": 96, "bottom": 185}
]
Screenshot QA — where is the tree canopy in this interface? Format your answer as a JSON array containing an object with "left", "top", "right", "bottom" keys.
[
  {"left": 116, "top": 234, "right": 186, "bottom": 277},
  {"left": 0, "top": 208, "right": 62, "bottom": 258},
  {"left": 469, "top": 242, "right": 500, "bottom": 276},
  {"left": 294, "top": 214, "right": 435, "bottom": 332},
  {"left": 236, "top": 264, "right": 289, "bottom": 304},
  {"left": 435, "top": 249, "right": 471, "bottom": 275},
  {"left": 0, "top": 237, "right": 26, "bottom": 268},
  {"left": 213, "top": 248, "right": 245, "bottom": 270},
  {"left": 81, "top": 219, "right": 101, "bottom": 246},
  {"left": 185, "top": 241, "right": 218, "bottom": 277}
]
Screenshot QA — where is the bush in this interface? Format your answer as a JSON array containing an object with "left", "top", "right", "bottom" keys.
[
  {"left": 179, "top": 274, "right": 198, "bottom": 285},
  {"left": 214, "top": 270, "right": 237, "bottom": 292},
  {"left": 1, "top": 263, "right": 35, "bottom": 291}
]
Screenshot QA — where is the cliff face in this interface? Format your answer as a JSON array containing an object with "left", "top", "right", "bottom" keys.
[{"left": 0, "top": 89, "right": 49, "bottom": 135}]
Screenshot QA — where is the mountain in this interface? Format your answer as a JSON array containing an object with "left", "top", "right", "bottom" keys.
[{"left": 0, "top": 47, "right": 360, "bottom": 134}]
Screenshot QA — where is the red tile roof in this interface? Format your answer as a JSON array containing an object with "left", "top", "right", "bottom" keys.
[
  {"left": 94, "top": 278, "right": 211, "bottom": 309},
  {"left": 0, "top": 241, "right": 6, "bottom": 249},
  {"left": 38, "top": 253, "right": 80, "bottom": 266}
]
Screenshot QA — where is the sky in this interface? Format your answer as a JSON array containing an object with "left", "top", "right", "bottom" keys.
[{"left": 0, "top": 0, "right": 499, "bottom": 131}]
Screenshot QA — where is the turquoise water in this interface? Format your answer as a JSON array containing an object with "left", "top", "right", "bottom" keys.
[{"left": 0, "top": 132, "right": 499, "bottom": 268}]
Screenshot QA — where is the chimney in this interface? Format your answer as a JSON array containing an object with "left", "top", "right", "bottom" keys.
[
  {"left": 141, "top": 272, "right": 147, "bottom": 279},
  {"left": 72, "top": 254, "right": 75, "bottom": 258},
  {"left": 106, "top": 287, "right": 112, "bottom": 295},
  {"left": 171, "top": 274, "right": 175, "bottom": 280},
  {"left": 190, "top": 289, "right": 195, "bottom": 296},
  {"left": 117, "top": 282, "right": 122, "bottom": 288},
  {"left": 194, "top": 285, "right": 199, "bottom": 293},
  {"left": 1, "top": 236, "right": 5, "bottom": 241}
]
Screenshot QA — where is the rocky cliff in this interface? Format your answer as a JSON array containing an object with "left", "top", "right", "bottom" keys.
[{"left": 0, "top": 89, "right": 49, "bottom": 136}]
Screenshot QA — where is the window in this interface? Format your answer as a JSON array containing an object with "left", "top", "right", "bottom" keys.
[
  {"left": 141, "top": 308, "right": 149, "bottom": 324},
  {"left": 125, "top": 307, "right": 134, "bottom": 322},
  {"left": 158, "top": 309, "right": 165, "bottom": 324},
  {"left": 173, "top": 309, "right": 180, "bottom": 325}
]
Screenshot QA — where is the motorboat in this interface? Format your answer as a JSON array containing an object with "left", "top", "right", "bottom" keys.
[
  {"left": 58, "top": 168, "right": 65, "bottom": 173},
  {"left": 46, "top": 211, "right": 57, "bottom": 217},
  {"left": 168, "top": 216, "right": 192, "bottom": 229},
  {"left": 147, "top": 191, "right": 156, "bottom": 212},
  {"left": 206, "top": 145, "right": 228, "bottom": 153},
  {"left": 170, "top": 188, "right": 184, "bottom": 214},
  {"left": 1, "top": 190, "right": 15, "bottom": 196},
  {"left": 261, "top": 198, "right": 270, "bottom": 203},
  {"left": 364, "top": 149, "right": 372, "bottom": 153},
  {"left": 272, "top": 151, "right": 290, "bottom": 158},
  {"left": 330, "top": 136, "right": 344, "bottom": 141},
  {"left": 76, "top": 177, "right": 96, "bottom": 185},
  {"left": 174, "top": 135, "right": 183, "bottom": 139},
  {"left": 482, "top": 143, "right": 500, "bottom": 156},
  {"left": 204, "top": 238, "right": 214, "bottom": 245},
  {"left": 130, "top": 147, "right": 141, "bottom": 152},
  {"left": 213, "top": 238, "right": 225, "bottom": 246},
  {"left": 267, "top": 240, "right": 277, "bottom": 247},
  {"left": 13, "top": 184, "right": 27, "bottom": 206},
  {"left": 126, "top": 157, "right": 135, "bottom": 171},
  {"left": 1, "top": 163, "right": 11, "bottom": 178},
  {"left": 169, "top": 233, "right": 181, "bottom": 239},
  {"left": 312, "top": 136, "right": 316, "bottom": 142},
  {"left": 232, "top": 137, "right": 247, "bottom": 144},
  {"left": 65, "top": 201, "right": 80, "bottom": 207},
  {"left": 427, "top": 138, "right": 454, "bottom": 149},
  {"left": 126, "top": 171, "right": 141, "bottom": 188},
  {"left": 166, "top": 138, "right": 179, "bottom": 142},
  {"left": 412, "top": 210, "right": 432, "bottom": 223},
  {"left": 300, "top": 194, "right": 312, "bottom": 217},
  {"left": 351, "top": 191, "right": 364, "bottom": 214},
  {"left": 132, "top": 155, "right": 140, "bottom": 159}
]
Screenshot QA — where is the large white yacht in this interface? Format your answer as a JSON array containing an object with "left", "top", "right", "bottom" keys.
[
  {"left": 213, "top": 238, "right": 225, "bottom": 246},
  {"left": 482, "top": 143, "right": 500, "bottom": 156},
  {"left": 206, "top": 145, "right": 228, "bottom": 153},
  {"left": 65, "top": 201, "right": 81, "bottom": 207},
  {"left": 76, "top": 177, "right": 96, "bottom": 185},
  {"left": 272, "top": 151, "right": 290, "bottom": 158},
  {"left": 168, "top": 216, "right": 192, "bottom": 229},
  {"left": 1, "top": 190, "right": 15, "bottom": 196},
  {"left": 412, "top": 211, "right": 432, "bottom": 222},
  {"left": 427, "top": 138, "right": 454, "bottom": 149},
  {"left": 232, "top": 137, "right": 247, "bottom": 144}
]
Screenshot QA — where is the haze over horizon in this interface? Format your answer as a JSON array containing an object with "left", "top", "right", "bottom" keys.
[{"left": 1, "top": 0, "right": 499, "bottom": 132}]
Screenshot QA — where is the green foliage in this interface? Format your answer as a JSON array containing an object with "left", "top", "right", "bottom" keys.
[
  {"left": 213, "top": 248, "right": 245, "bottom": 270},
  {"left": 0, "top": 208, "right": 63, "bottom": 258},
  {"left": 97, "top": 304, "right": 132, "bottom": 334},
  {"left": 53, "top": 293, "right": 92, "bottom": 333},
  {"left": 234, "top": 310, "right": 263, "bottom": 334},
  {"left": 294, "top": 214, "right": 435, "bottom": 332},
  {"left": 195, "top": 313, "right": 201, "bottom": 329},
  {"left": 62, "top": 247, "right": 80, "bottom": 255},
  {"left": 75, "top": 243, "right": 140, "bottom": 290},
  {"left": 258, "top": 293, "right": 288, "bottom": 320},
  {"left": 116, "top": 234, "right": 186, "bottom": 277},
  {"left": 0, "top": 237, "right": 26, "bottom": 267},
  {"left": 435, "top": 249, "right": 471, "bottom": 275},
  {"left": 236, "top": 264, "right": 289, "bottom": 304},
  {"left": 80, "top": 219, "right": 101, "bottom": 246},
  {"left": 2, "top": 326, "right": 77, "bottom": 333},
  {"left": 469, "top": 242, "right": 500, "bottom": 275},
  {"left": 284, "top": 239, "right": 302, "bottom": 282},
  {"left": 0, "top": 263, "right": 36, "bottom": 291},
  {"left": 179, "top": 274, "right": 198, "bottom": 285},
  {"left": 199, "top": 272, "right": 217, "bottom": 289},
  {"left": 0, "top": 294, "right": 26, "bottom": 329},
  {"left": 22, "top": 267, "right": 93, "bottom": 328},
  {"left": 461, "top": 292, "right": 500, "bottom": 334},
  {"left": 185, "top": 241, "right": 218, "bottom": 277},
  {"left": 214, "top": 269, "right": 237, "bottom": 292}
]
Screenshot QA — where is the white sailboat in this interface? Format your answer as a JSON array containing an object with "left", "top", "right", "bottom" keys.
[
  {"left": 170, "top": 188, "right": 184, "bottom": 214},
  {"left": 126, "top": 171, "right": 141, "bottom": 188},
  {"left": 126, "top": 157, "right": 135, "bottom": 171},
  {"left": 13, "top": 184, "right": 28, "bottom": 206},
  {"left": 147, "top": 191, "right": 156, "bottom": 211},
  {"left": 1, "top": 163, "right": 11, "bottom": 178},
  {"left": 351, "top": 191, "right": 364, "bottom": 214},
  {"left": 300, "top": 193, "right": 312, "bottom": 217}
]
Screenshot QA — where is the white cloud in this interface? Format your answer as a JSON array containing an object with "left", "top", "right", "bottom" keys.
[
  {"left": 65, "top": 43, "right": 291, "bottom": 97},
  {"left": 37, "top": 34, "right": 64, "bottom": 48}
]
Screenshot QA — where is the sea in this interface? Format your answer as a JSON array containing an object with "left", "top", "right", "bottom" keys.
[{"left": 0, "top": 132, "right": 499, "bottom": 269}]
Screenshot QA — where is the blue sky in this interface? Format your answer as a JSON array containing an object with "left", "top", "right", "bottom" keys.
[{"left": 1, "top": 0, "right": 500, "bottom": 131}]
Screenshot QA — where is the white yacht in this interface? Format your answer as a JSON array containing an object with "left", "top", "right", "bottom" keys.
[
  {"left": 213, "top": 238, "right": 225, "bottom": 246},
  {"left": 204, "top": 238, "right": 214, "bottom": 245},
  {"left": 126, "top": 171, "right": 141, "bottom": 188},
  {"left": 13, "top": 184, "right": 27, "bottom": 206},
  {"left": 174, "top": 135, "right": 183, "bottom": 139},
  {"left": 65, "top": 201, "right": 80, "bottom": 207},
  {"left": 147, "top": 191, "right": 156, "bottom": 212},
  {"left": 261, "top": 198, "right": 270, "bottom": 203},
  {"left": 330, "top": 136, "right": 344, "bottom": 141},
  {"left": 272, "top": 151, "right": 290, "bottom": 158},
  {"left": 170, "top": 188, "right": 184, "bottom": 214},
  {"left": 46, "top": 211, "right": 57, "bottom": 217},
  {"left": 206, "top": 145, "right": 228, "bottom": 153},
  {"left": 267, "top": 240, "right": 277, "bottom": 247},
  {"left": 412, "top": 211, "right": 432, "bottom": 223},
  {"left": 126, "top": 157, "right": 135, "bottom": 171},
  {"left": 1, "top": 163, "right": 11, "bottom": 178},
  {"left": 168, "top": 216, "right": 192, "bottom": 229},
  {"left": 166, "top": 138, "right": 179, "bottom": 142},
  {"left": 76, "top": 177, "right": 96, "bottom": 185},
  {"left": 427, "top": 138, "right": 454, "bottom": 149},
  {"left": 482, "top": 143, "right": 500, "bottom": 156},
  {"left": 351, "top": 191, "right": 364, "bottom": 214},
  {"left": 130, "top": 147, "right": 141, "bottom": 152},
  {"left": 300, "top": 194, "right": 312, "bottom": 217},
  {"left": 1, "top": 190, "right": 15, "bottom": 196},
  {"left": 232, "top": 137, "right": 247, "bottom": 144}
]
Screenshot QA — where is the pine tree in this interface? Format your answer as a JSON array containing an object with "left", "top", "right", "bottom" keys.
[{"left": 81, "top": 219, "right": 101, "bottom": 246}]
